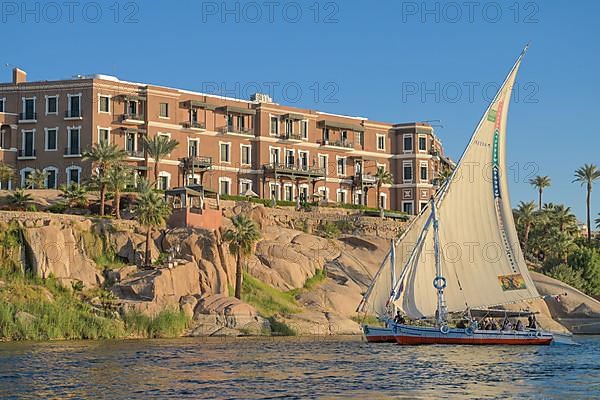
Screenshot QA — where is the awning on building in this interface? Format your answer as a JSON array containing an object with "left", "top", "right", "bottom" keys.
[
  {"left": 317, "top": 120, "right": 364, "bottom": 132},
  {"left": 216, "top": 106, "right": 256, "bottom": 115},
  {"left": 281, "top": 113, "right": 305, "bottom": 121},
  {"left": 181, "top": 100, "right": 217, "bottom": 110}
]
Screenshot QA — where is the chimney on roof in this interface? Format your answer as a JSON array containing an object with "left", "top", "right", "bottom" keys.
[{"left": 12, "top": 68, "right": 26, "bottom": 84}]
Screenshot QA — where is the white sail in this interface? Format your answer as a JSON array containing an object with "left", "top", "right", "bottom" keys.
[
  {"left": 394, "top": 48, "right": 540, "bottom": 319},
  {"left": 356, "top": 209, "right": 430, "bottom": 316}
]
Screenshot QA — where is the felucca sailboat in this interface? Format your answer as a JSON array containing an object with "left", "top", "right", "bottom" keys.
[{"left": 358, "top": 45, "right": 555, "bottom": 345}]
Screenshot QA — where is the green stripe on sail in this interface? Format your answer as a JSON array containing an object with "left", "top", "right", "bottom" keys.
[{"left": 487, "top": 109, "right": 497, "bottom": 122}]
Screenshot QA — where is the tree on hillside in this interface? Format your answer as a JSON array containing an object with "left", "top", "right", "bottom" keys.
[
  {"left": 223, "top": 214, "right": 261, "bottom": 299},
  {"left": 529, "top": 175, "right": 551, "bottom": 210},
  {"left": 25, "top": 169, "right": 48, "bottom": 189},
  {"left": 133, "top": 179, "right": 172, "bottom": 266},
  {"left": 59, "top": 184, "right": 88, "bottom": 208},
  {"left": 513, "top": 201, "right": 537, "bottom": 253},
  {"left": 143, "top": 135, "right": 179, "bottom": 186},
  {"left": 374, "top": 166, "right": 393, "bottom": 212},
  {"left": 83, "top": 141, "right": 126, "bottom": 216},
  {"left": 106, "top": 164, "right": 133, "bottom": 219},
  {"left": 573, "top": 163, "right": 600, "bottom": 243}
]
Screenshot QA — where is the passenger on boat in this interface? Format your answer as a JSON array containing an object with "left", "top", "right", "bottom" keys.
[
  {"left": 502, "top": 319, "right": 513, "bottom": 331},
  {"left": 490, "top": 320, "right": 498, "bottom": 330},
  {"left": 528, "top": 315, "right": 538, "bottom": 330},
  {"left": 394, "top": 311, "right": 405, "bottom": 324},
  {"left": 516, "top": 320, "right": 524, "bottom": 331}
]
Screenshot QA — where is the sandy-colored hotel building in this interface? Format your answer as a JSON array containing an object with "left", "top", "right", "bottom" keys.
[{"left": 0, "top": 68, "right": 453, "bottom": 215}]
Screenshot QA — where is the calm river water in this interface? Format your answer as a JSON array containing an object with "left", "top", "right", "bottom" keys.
[{"left": 0, "top": 336, "right": 598, "bottom": 399}]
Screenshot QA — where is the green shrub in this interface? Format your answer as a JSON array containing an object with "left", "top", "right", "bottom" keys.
[
  {"left": 546, "top": 264, "right": 586, "bottom": 292},
  {"left": 241, "top": 273, "right": 300, "bottom": 317},
  {"left": 124, "top": 309, "right": 189, "bottom": 338},
  {"left": 267, "top": 317, "right": 296, "bottom": 336},
  {"left": 315, "top": 221, "right": 340, "bottom": 239},
  {"left": 47, "top": 202, "right": 68, "bottom": 214},
  {"left": 25, "top": 204, "right": 37, "bottom": 212},
  {"left": 303, "top": 269, "right": 326, "bottom": 290}
]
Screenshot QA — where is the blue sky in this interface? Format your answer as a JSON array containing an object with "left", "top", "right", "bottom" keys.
[{"left": 2, "top": 0, "right": 598, "bottom": 221}]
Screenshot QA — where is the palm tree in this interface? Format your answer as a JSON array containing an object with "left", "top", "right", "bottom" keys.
[
  {"left": 223, "top": 214, "right": 261, "bottom": 299},
  {"left": 514, "top": 201, "right": 536, "bottom": 252},
  {"left": 25, "top": 169, "right": 49, "bottom": 189},
  {"left": 550, "top": 204, "right": 578, "bottom": 233},
  {"left": 374, "top": 166, "right": 393, "bottom": 211},
  {"left": 83, "top": 141, "right": 126, "bottom": 216},
  {"left": 7, "top": 189, "right": 32, "bottom": 210},
  {"left": 0, "top": 163, "right": 14, "bottom": 189},
  {"left": 573, "top": 164, "right": 600, "bottom": 243},
  {"left": 596, "top": 213, "right": 600, "bottom": 231},
  {"left": 59, "top": 184, "right": 88, "bottom": 208},
  {"left": 106, "top": 164, "right": 133, "bottom": 219},
  {"left": 529, "top": 175, "right": 551, "bottom": 210},
  {"left": 133, "top": 179, "right": 172, "bottom": 266},
  {"left": 143, "top": 135, "right": 179, "bottom": 186}
]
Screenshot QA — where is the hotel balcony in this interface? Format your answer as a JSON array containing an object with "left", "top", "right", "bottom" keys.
[
  {"left": 64, "top": 147, "right": 82, "bottom": 157},
  {"left": 353, "top": 173, "right": 378, "bottom": 187},
  {"left": 181, "top": 121, "right": 206, "bottom": 131},
  {"left": 121, "top": 113, "right": 146, "bottom": 125},
  {"left": 18, "top": 113, "right": 37, "bottom": 123},
  {"left": 319, "top": 139, "right": 354, "bottom": 151},
  {"left": 263, "top": 162, "right": 326, "bottom": 179},
  {"left": 126, "top": 149, "right": 145, "bottom": 158},
  {"left": 180, "top": 156, "right": 212, "bottom": 172},
  {"left": 217, "top": 125, "right": 254, "bottom": 136},
  {"left": 17, "top": 149, "right": 36, "bottom": 159},
  {"left": 64, "top": 110, "right": 83, "bottom": 120},
  {"left": 278, "top": 133, "right": 303, "bottom": 142}
]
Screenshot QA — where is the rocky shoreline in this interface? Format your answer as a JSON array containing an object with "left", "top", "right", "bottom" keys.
[{"left": 0, "top": 203, "right": 599, "bottom": 340}]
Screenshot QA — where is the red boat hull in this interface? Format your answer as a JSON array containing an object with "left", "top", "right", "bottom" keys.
[
  {"left": 363, "top": 326, "right": 396, "bottom": 343},
  {"left": 395, "top": 335, "right": 552, "bottom": 345},
  {"left": 392, "top": 324, "right": 553, "bottom": 346}
]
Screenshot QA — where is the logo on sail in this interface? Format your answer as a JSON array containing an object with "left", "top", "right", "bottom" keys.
[
  {"left": 498, "top": 273, "right": 527, "bottom": 291},
  {"left": 487, "top": 109, "right": 497, "bottom": 122}
]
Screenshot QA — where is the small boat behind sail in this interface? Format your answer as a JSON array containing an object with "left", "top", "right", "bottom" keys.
[{"left": 360, "top": 45, "right": 557, "bottom": 345}]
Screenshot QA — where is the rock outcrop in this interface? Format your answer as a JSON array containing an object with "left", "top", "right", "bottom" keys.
[{"left": 112, "top": 261, "right": 201, "bottom": 316}]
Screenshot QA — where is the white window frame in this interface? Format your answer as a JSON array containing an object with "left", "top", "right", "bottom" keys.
[
  {"left": 45, "top": 95, "right": 59, "bottom": 116},
  {"left": 379, "top": 192, "right": 387, "bottom": 209},
  {"left": 419, "top": 161, "right": 429, "bottom": 182},
  {"left": 403, "top": 161, "right": 413, "bottom": 183},
  {"left": 318, "top": 154, "right": 328, "bottom": 174},
  {"left": 66, "top": 126, "right": 82, "bottom": 157},
  {"left": 21, "top": 97, "right": 36, "bottom": 120},
  {"left": 376, "top": 134, "right": 385, "bottom": 151},
  {"left": 269, "top": 146, "right": 281, "bottom": 165},
  {"left": 403, "top": 134, "right": 413, "bottom": 153},
  {"left": 188, "top": 137, "right": 200, "bottom": 157},
  {"left": 43, "top": 166, "right": 59, "bottom": 189},
  {"left": 336, "top": 156, "right": 347, "bottom": 176},
  {"left": 285, "top": 148, "right": 295, "bottom": 167},
  {"left": 0, "top": 97, "right": 6, "bottom": 113},
  {"left": 239, "top": 178, "right": 253, "bottom": 195},
  {"left": 98, "top": 94, "right": 111, "bottom": 114},
  {"left": 157, "top": 171, "right": 171, "bottom": 190},
  {"left": 336, "top": 188, "right": 348, "bottom": 204},
  {"left": 66, "top": 166, "right": 82, "bottom": 185},
  {"left": 240, "top": 144, "right": 251, "bottom": 166},
  {"left": 402, "top": 201, "right": 414, "bottom": 215},
  {"left": 21, "top": 129, "right": 36, "bottom": 156},
  {"left": 44, "top": 127, "right": 58, "bottom": 151},
  {"left": 298, "top": 184, "right": 309, "bottom": 201},
  {"left": 418, "top": 135, "right": 427, "bottom": 152},
  {"left": 301, "top": 120, "right": 308, "bottom": 140},
  {"left": 66, "top": 93, "right": 82, "bottom": 118},
  {"left": 218, "top": 177, "right": 232, "bottom": 195},
  {"left": 269, "top": 182, "right": 281, "bottom": 200},
  {"left": 318, "top": 186, "right": 330, "bottom": 201},
  {"left": 97, "top": 126, "right": 111, "bottom": 144},
  {"left": 219, "top": 141, "right": 231, "bottom": 163},
  {"left": 270, "top": 115, "right": 279, "bottom": 136},
  {"left": 159, "top": 102, "right": 170, "bottom": 119},
  {"left": 283, "top": 183, "right": 294, "bottom": 202},
  {"left": 19, "top": 167, "right": 34, "bottom": 188},
  {"left": 298, "top": 150, "right": 309, "bottom": 170}
]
